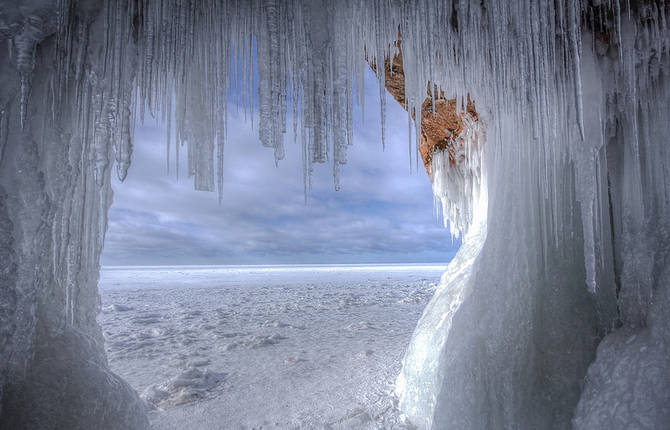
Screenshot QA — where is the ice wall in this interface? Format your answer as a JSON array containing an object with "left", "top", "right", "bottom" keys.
[
  {"left": 0, "top": 2, "right": 147, "bottom": 428},
  {"left": 0, "top": 1, "right": 668, "bottom": 429},
  {"left": 396, "top": 2, "right": 670, "bottom": 428}
]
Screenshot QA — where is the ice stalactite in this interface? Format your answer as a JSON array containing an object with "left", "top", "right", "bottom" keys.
[
  {"left": 127, "top": 0, "right": 387, "bottom": 195},
  {"left": 0, "top": 1, "right": 669, "bottom": 429},
  {"left": 429, "top": 114, "right": 485, "bottom": 239}
]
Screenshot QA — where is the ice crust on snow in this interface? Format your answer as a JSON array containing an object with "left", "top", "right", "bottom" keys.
[
  {"left": 0, "top": 1, "right": 669, "bottom": 429},
  {"left": 99, "top": 265, "right": 441, "bottom": 428}
]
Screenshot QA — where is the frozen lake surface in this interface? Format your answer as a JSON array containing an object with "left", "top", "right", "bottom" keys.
[{"left": 98, "top": 264, "right": 445, "bottom": 429}]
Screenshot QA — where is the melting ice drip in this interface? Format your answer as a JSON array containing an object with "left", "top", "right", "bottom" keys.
[{"left": 1, "top": 1, "right": 669, "bottom": 429}]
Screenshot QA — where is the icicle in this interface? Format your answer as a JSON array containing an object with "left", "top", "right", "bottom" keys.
[
  {"left": 407, "top": 105, "right": 413, "bottom": 173},
  {"left": 115, "top": 102, "right": 133, "bottom": 182},
  {"left": 13, "top": 18, "right": 43, "bottom": 130},
  {"left": 569, "top": 0, "right": 585, "bottom": 140},
  {"left": 0, "top": 106, "right": 7, "bottom": 164},
  {"left": 166, "top": 92, "right": 172, "bottom": 175},
  {"left": 92, "top": 91, "right": 111, "bottom": 187},
  {"left": 379, "top": 66, "right": 387, "bottom": 151},
  {"left": 114, "top": 72, "right": 136, "bottom": 183}
]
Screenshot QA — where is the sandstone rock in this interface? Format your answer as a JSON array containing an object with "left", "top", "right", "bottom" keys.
[{"left": 371, "top": 42, "right": 479, "bottom": 175}]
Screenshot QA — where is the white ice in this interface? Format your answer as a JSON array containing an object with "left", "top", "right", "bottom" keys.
[
  {"left": 99, "top": 264, "right": 445, "bottom": 429},
  {"left": 1, "top": 1, "right": 669, "bottom": 429}
]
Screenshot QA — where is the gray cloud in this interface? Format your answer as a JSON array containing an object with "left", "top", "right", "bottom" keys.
[{"left": 101, "top": 71, "right": 460, "bottom": 266}]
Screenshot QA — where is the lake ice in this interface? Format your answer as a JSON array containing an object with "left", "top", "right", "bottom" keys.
[{"left": 98, "top": 265, "right": 445, "bottom": 429}]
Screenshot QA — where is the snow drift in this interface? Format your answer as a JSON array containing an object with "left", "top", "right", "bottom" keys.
[{"left": 0, "top": 1, "right": 668, "bottom": 429}]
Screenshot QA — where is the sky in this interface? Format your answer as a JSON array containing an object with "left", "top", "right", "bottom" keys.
[{"left": 101, "top": 70, "right": 460, "bottom": 266}]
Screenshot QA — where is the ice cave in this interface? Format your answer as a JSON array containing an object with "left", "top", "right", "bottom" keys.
[{"left": 1, "top": 0, "right": 669, "bottom": 429}]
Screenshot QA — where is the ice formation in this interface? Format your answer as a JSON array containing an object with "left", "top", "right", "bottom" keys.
[{"left": 0, "top": 1, "right": 669, "bottom": 429}]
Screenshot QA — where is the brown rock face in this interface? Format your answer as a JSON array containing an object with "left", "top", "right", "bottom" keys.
[{"left": 371, "top": 43, "right": 478, "bottom": 175}]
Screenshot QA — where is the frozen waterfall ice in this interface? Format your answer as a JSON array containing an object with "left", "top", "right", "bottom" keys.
[{"left": 1, "top": 1, "right": 669, "bottom": 429}]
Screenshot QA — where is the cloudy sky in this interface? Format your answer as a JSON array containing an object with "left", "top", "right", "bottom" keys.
[{"left": 101, "top": 70, "right": 460, "bottom": 266}]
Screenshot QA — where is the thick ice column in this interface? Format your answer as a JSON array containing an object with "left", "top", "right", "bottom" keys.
[
  {"left": 398, "top": 113, "right": 601, "bottom": 429},
  {"left": 0, "top": 4, "right": 147, "bottom": 429},
  {"left": 429, "top": 149, "right": 599, "bottom": 429},
  {"left": 573, "top": 15, "right": 670, "bottom": 427},
  {"left": 395, "top": 184, "right": 488, "bottom": 429}
]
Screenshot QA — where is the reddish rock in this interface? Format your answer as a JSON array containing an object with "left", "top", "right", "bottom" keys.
[{"left": 371, "top": 43, "right": 478, "bottom": 175}]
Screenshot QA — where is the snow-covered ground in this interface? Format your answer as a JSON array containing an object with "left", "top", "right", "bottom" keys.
[{"left": 98, "top": 265, "right": 445, "bottom": 429}]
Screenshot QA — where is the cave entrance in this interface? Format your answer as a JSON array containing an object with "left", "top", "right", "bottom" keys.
[{"left": 96, "top": 70, "right": 460, "bottom": 428}]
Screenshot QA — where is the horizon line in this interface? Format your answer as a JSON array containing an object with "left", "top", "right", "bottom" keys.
[{"left": 102, "top": 261, "right": 451, "bottom": 269}]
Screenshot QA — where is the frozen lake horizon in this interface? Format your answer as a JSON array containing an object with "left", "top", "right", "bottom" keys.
[
  {"left": 98, "top": 263, "right": 447, "bottom": 429},
  {"left": 99, "top": 263, "right": 449, "bottom": 289}
]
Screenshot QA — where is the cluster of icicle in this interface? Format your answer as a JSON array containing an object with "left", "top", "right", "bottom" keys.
[
  {"left": 12, "top": 0, "right": 408, "bottom": 202},
  {"left": 430, "top": 113, "right": 485, "bottom": 238},
  {"left": 3, "top": 0, "right": 670, "bottom": 428},
  {"left": 8, "top": 0, "right": 667, "bottom": 226},
  {"left": 11, "top": 0, "right": 553, "bottom": 203}
]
